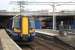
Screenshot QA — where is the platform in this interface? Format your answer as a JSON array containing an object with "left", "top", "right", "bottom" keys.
[
  {"left": 0, "top": 39, "right": 3, "bottom": 50},
  {"left": 35, "top": 29, "right": 59, "bottom": 36},
  {"left": 0, "top": 29, "right": 22, "bottom": 50},
  {"left": 57, "top": 35, "right": 75, "bottom": 48}
]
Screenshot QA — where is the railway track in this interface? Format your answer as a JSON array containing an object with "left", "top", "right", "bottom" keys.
[
  {"left": 18, "top": 40, "right": 52, "bottom": 50},
  {"left": 15, "top": 33, "right": 75, "bottom": 50},
  {"left": 36, "top": 33, "right": 75, "bottom": 50}
]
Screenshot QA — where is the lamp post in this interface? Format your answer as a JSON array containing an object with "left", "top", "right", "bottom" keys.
[{"left": 51, "top": 3, "right": 56, "bottom": 30}]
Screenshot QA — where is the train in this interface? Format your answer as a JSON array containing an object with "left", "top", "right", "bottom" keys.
[
  {"left": 6, "top": 15, "right": 35, "bottom": 42},
  {"left": 6, "top": 15, "right": 56, "bottom": 42}
]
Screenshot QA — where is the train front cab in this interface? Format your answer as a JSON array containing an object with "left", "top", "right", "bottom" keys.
[{"left": 13, "top": 16, "right": 35, "bottom": 42}]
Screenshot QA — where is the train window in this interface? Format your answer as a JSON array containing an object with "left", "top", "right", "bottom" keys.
[
  {"left": 29, "top": 17, "right": 35, "bottom": 29},
  {"left": 13, "top": 16, "right": 21, "bottom": 29}
]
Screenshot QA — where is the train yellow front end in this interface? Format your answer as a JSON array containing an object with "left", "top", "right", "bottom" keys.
[{"left": 13, "top": 15, "right": 35, "bottom": 42}]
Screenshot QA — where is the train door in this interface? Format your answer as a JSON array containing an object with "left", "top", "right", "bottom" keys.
[{"left": 21, "top": 16, "right": 29, "bottom": 36}]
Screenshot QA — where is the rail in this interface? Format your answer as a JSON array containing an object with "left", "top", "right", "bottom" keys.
[{"left": 35, "top": 32, "right": 75, "bottom": 50}]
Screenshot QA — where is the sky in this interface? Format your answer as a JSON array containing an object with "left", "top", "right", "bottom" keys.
[{"left": 1, "top": 0, "right": 75, "bottom": 12}]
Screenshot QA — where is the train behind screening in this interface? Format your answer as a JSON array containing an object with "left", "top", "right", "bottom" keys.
[{"left": 7, "top": 15, "right": 35, "bottom": 42}]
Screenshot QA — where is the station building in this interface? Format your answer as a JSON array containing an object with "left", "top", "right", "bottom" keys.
[
  {"left": 0, "top": 10, "right": 75, "bottom": 31},
  {"left": 31, "top": 11, "right": 75, "bottom": 31}
]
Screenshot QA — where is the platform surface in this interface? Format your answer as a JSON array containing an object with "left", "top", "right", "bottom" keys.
[
  {"left": 0, "top": 29, "right": 22, "bottom": 50},
  {"left": 35, "top": 29, "right": 59, "bottom": 36},
  {"left": 57, "top": 35, "right": 75, "bottom": 47}
]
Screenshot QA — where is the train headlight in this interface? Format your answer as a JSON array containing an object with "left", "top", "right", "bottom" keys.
[{"left": 30, "top": 28, "right": 35, "bottom": 33}]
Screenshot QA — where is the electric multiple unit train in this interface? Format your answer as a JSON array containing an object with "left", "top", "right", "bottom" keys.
[{"left": 7, "top": 15, "right": 35, "bottom": 42}]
